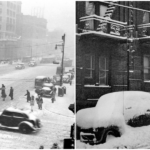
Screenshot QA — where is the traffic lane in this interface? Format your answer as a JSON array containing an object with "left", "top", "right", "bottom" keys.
[{"left": 0, "top": 63, "right": 59, "bottom": 76}]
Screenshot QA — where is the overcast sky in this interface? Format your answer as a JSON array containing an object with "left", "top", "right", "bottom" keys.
[{"left": 21, "top": 0, "right": 75, "bottom": 57}]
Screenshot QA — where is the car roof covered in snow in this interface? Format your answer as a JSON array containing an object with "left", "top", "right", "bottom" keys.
[
  {"left": 4, "top": 107, "right": 29, "bottom": 115},
  {"left": 17, "top": 63, "right": 24, "bottom": 65},
  {"left": 35, "top": 76, "right": 47, "bottom": 79},
  {"left": 42, "top": 87, "right": 51, "bottom": 91},
  {"left": 43, "top": 83, "right": 53, "bottom": 87},
  {"left": 77, "top": 91, "right": 150, "bottom": 133}
]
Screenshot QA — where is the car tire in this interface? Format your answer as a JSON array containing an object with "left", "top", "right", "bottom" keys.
[
  {"left": 19, "top": 124, "right": 32, "bottom": 134},
  {"left": 101, "top": 129, "right": 120, "bottom": 144}
]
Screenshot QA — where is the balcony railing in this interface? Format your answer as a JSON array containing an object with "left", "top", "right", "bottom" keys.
[
  {"left": 79, "top": 14, "right": 150, "bottom": 39},
  {"left": 80, "top": 14, "right": 128, "bottom": 37}
]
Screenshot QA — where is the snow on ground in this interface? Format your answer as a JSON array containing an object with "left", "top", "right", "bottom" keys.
[
  {"left": 77, "top": 91, "right": 150, "bottom": 149},
  {"left": 77, "top": 125, "right": 150, "bottom": 149}
]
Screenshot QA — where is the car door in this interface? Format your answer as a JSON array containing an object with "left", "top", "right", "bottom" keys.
[
  {"left": 0, "top": 111, "right": 13, "bottom": 126},
  {"left": 12, "top": 112, "right": 26, "bottom": 127}
]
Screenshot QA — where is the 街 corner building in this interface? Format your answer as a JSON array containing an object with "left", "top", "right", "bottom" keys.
[{"left": 76, "top": 1, "right": 150, "bottom": 111}]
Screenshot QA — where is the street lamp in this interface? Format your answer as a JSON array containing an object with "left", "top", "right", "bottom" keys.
[{"left": 55, "top": 34, "right": 65, "bottom": 87}]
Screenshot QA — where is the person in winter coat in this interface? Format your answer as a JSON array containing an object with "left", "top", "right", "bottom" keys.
[
  {"left": 1, "top": 84, "right": 6, "bottom": 101},
  {"left": 9, "top": 87, "right": 14, "bottom": 100},
  {"left": 51, "top": 86, "right": 56, "bottom": 103},
  {"left": 24, "top": 90, "right": 31, "bottom": 102},
  {"left": 50, "top": 143, "right": 60, "bottom": 149},
  {"left": 38, "top": 94, "right": 43, "bottom": 110}
]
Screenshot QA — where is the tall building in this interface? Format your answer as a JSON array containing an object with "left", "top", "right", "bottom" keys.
[
  {"left": 20, "top": 15, "right": 48, "bottom": 57},
  {"left": 0, "top": 1, "right": 22, "bottom": 60},
  {"left": 0, "top": 1, "right": 22, "bottom": 39}
]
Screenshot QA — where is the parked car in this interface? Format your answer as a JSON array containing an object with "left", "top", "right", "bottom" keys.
[
  {"left": 15, "top": 63, "right": 25, "bottom": 69},
  {"left": 53, "top": 75, "right": 61, "bottom": 85},
  {"left": 40, "top": 83, "right": 54, "bottom": 98},
  {"left": 63, "top": 74, "right": 71, "bottom": 84},
  {"left": 29, "top": 61, "right": 37, "bottom": 67},
  {"left": 53, "top": 60, "right": 60, "bottom": 64},
  {"left": 0, "top": 107, "right": 41, "bottom": 133},
  {"left": 77, "top": 91, "right": 150, "bottom": 145},
  {"left": 35, "top": 76, "right": 51, "bottom": 91}
]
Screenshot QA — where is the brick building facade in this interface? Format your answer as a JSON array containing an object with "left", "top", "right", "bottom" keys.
[{"left": 76, "top": 1, "right": 150, "bottom": 111}]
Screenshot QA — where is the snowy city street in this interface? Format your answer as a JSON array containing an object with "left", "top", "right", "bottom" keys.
[{"left": 0, "top": 63, "right": 74, "bottom": 149}]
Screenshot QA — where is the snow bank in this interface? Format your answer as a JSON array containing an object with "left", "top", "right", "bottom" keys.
[{"left": 77, "top": 91, "right": 150, "bottom": 135}]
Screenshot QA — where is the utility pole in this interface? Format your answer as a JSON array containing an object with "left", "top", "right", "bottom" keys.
[
  {"left": 60, "top": 34, "right": 65, "bottom": 86},
  {"left": 55, "top": 34, "right": 66, "bottom": 86},
  {"left": 127, "top": 2, "right": 134, "bottom": 90}
]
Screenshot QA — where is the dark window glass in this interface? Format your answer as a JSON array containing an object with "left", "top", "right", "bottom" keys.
[{"left": 2, "top": 111, "right": 13, "bottom": 116}]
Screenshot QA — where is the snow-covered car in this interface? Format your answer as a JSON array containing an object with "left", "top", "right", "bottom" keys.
[
  {"left": 15, "top": 63, "right": 25, "bottom": 69},
  {"left": 53, "top": 75, "right": 61, "bottom": 85},
  {"left": 77, "top": 91, "right": 150, "bottom": 145},
  {"left": 63, "top": 74, "right": 71, "bottom": 84},
  {"left": 38, "top": 83, "right": 54, "bottom": 98},
  {"left": 29, "top": 61, "right": 37, "bottom": 67},
  {"left": 0, "top": 107, "right": 41, "bottom": 133}
]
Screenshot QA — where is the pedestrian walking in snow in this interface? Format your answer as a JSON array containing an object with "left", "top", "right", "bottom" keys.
[
  {"left": 36, "top": 94, "right": 40, "bottom": 109},
  {"left": 1, "top": 84, "right": 6, "bottom": 101},
  {"left": 24, "top": 90, "right": 31, "bottom": 102},
  {"left": 30, "top": 95, "right": 34, "bottom": 112},
  {"left": 51, "top": 85, "right": 56, "bottom": 103},
  {"left": 50, "top": 143, "right": 60, "bottom": 149},
  {"left": 39, "top": 145, "right": 44, "bottom": 149},
  {"left": 9, "top": 87, "right": 14, "bottom": 100},
  {"left": 38, "top": 94, "right": 43, "bottom": 110}
]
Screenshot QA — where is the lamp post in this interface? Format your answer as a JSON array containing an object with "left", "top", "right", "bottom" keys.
[{"left": 55, "top": 34, "right": 65, "bottom": 86}]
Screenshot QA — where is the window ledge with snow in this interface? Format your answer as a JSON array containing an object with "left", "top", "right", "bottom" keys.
[
  {"left": 144, "top": 81, "right": 150, "bottom": 83},
  {"left": 84, "top": 85, "right": 111, "bottom": 88}
]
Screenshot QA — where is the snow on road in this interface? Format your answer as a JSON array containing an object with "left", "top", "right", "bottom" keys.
[{"left": 0, "top": 64, "right": 74, "bottom": 149}]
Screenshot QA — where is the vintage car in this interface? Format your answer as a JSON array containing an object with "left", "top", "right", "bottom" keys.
[
  {"left": 63, "top": 74, "right": 71, "bottom": 84},
  {"left": 53, "top": 75, "right": 61, "bottom": 85},
  {"left": 40, "top": 83, "right": 54, "bottom": 98},
  {"left": 0, "top": 107, "right": 41, "bottom": 133},
  {"left": 53, "top": 60, "right": 60, "bottom": 64},
  {"left": 15, "top": 63, "right": 25, "bottom": 69},
  {"left": 35, "top": 76, "right": 51, "bottom": 91},
  {"left": 29, "top": 61, "right": 37, "bottom": 67},
  {"left": 77, "top": 91, "right": 150, "bottom": 145}
]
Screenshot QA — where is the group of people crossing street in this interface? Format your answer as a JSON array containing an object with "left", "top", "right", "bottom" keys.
[{"left": 0, "top": 84, "right": 14, "bottom": 101}]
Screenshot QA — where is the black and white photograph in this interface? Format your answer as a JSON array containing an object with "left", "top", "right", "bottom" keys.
[
  {"left": 76, "top": 1, "right": 150, "bottom": 149},
  {"left": 0, "top": 0, "right": 75, "bottom": 149}
]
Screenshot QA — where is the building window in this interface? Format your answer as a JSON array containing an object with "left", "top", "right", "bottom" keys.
[
  {"left": 144, "top": 55, "right": 150, "bottom": 81},
  {"left": 143, "top": 12, "right": 149, "bottom": 24},
  {"left": 85, "top": 54, "right": 95, "bottom": 78},
  {"left": 99, "top": 5, "right": 107, "bottom": 16},
  {"left": 99, "top": 57, "right": 109, "bottom": 85}
]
